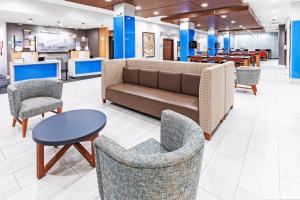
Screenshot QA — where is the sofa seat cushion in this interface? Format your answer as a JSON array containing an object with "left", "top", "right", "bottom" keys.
[
  {"left": 128, "top": 138, "right": 168, "bottom": 154},
  {"left": 106, "top": 83, "right": 199, "bottom": 122},
  {"left": 19, "top": 97, "right": 63, "bottom": 119}
]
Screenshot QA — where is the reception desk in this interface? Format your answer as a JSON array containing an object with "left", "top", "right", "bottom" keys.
[
  {"left": 10, "top": 60, "right": 61, "bottom": 83},
  {"left": 68, "top": 58, "right": 106, "bottom": 78}
]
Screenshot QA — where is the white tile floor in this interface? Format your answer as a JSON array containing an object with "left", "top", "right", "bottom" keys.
[{"left": 0, "top": 60, "right": 299, "bottom": 200}]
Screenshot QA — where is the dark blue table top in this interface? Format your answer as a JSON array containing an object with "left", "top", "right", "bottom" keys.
[{"left": 32, "top": 109, "right": 106, "bottom": 146}]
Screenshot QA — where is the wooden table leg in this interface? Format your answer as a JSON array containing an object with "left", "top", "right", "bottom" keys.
[
  {"left": 37, "top": 144, "right": 45, "bottom": 179},
  {"left": 36, "top": 144, "right": 71, "bottom": 179},
  {"left": 73, "top": 143, "right": 95, "bottom": 167}
]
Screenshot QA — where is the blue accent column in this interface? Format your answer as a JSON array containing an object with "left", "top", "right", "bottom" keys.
[
  {"left": 113, "top": 15, "right": 135, "bottom": 59},
  {"left": 180, "top": 21, "right": 195, "bottom": 62},
  {"left": 224, "top": 37, "right": 230, "bottom": 53},
  {"left": 208, "top": 33, "right": 216, "bottom": 56},
  {"left": 291, "top": 20, "right": 300, "bottom": 79}
]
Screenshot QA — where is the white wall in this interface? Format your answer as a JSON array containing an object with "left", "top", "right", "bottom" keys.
[
  {"left": 233, "top": 33, "right": 279, "bottom": 58},
  {"left": 291, "top": 1, "right": 300, "bottom": 20},
  {"left": 135, "top": 19, "right": 207, "bottom": 60},
  {"left": 135, "top": 20, "right": 179, "bottom": 60},
  {"left": 0, "top": 21, "right": 7, "bottom": 77}
]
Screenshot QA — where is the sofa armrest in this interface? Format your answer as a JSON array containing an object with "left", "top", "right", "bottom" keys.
[
  {"left": 199, "top": 64, "right": 225, "bottom": 136},
  {"left": 7, "top": 84, "right": 21, "bottom": 117},
  {"left": 101, "top": 59, "right": 126, "bottom": 101}
]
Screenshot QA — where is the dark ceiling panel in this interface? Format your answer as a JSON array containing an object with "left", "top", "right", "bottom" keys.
[{"left": 66, "top": 0, "right": 262, "bottom": 32}]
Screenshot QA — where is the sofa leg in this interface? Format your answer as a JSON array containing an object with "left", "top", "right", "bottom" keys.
[
  {"left": 102, "top": 99, "right": 106, "bottom": 104},
  {"left": 204, "top": 132, "right": 212, "bottom": 141},
  {"left": 22, "top": 119, "right": 28, "bottom": 138},
  {"left": 12, "top": 118, "right": 17, "bottom": 127},
  {"left": 57, "top": 108, "right": 62, "bottom": 113},
  {"left": 42, "top": 113, "right": 45, "bottom": 118},
  {"left": 252, "top": 85, "right": 257, "bottom": 95}
]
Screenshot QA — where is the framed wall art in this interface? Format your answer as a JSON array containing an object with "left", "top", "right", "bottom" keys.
[{"left": 142, "top": 32, "right": 155, "bottom": 57}]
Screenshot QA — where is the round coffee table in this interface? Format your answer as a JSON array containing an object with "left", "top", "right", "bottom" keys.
[{"left": 32, "top": 109, "right": 106, "bottom": 179}]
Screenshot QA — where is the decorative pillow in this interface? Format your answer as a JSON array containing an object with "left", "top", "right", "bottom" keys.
[
  {"left": 182, "top": 73, "right": 201, "bottom": 97},
  {"left": 158, "top": 71, "right": 182, "bottom": 93},
  {"left": 139, "top": 69, "right": 159, "bottom": 88},
  {"left": 123, "top": 67, "right": 139, "bottom": 85}
]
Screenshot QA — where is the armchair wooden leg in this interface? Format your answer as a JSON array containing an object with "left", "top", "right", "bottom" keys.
[
  {"left": 204, "top": 132, "right": 212, "bottom": 141},
  {"left": 12, "top": 118, "right": 17, "bottom": 127},
  {"left": 102, "top": 99, "right": 106, "bottom": 104},
  {"left": 252, "top": 85, "right": 257, "bottom": 95},
  {"left": 42, "top": 113, "right": 45, "bottom": 118},
  {"left": 22, "top": 119, "right": 28, "bottom": 138},
  {"left": 57, "top": 108, "right": 62, "bottom": 113}
]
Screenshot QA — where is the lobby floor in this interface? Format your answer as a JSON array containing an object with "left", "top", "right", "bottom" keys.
[{"left": 0, "top": 60, "right": 300, "bottom": 200}]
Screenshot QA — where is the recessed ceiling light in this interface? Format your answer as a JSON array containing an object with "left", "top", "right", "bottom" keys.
[
  {"left": 231, "top": 20, "right": 236, "bottom": 24},
  {"left": 201, "top": 3, "right": 208, "bottom": 8},
  {"left": 221, "top": 15, "right": 227, "bottom": 18},
  {"left": 210, "top": 27, "right": 214, "bottom": 30},
  {"left": 105, "top": 0, "right": 112, "bottom": 2},
  {"left": 197, "top": 24, "right": 201, "bottom": 27},
  {"left": 153, "top": 11, "right": 159, "bottom": 15},
  {"left": 239, "top": 25, "right": 243, "bottom": 28},
  {"left": 136, "top": 6, "right": 141, "bottom": 10},
  {"left": 243, "top": 27, "right": 246, "bottom": 30}
]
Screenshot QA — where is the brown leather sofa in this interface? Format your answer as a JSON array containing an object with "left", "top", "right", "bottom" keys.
[{"left": 102, "top": 59, "right": 235, "bottom": 140}]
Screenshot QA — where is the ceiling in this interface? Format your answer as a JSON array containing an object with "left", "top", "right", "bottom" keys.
[
  {"left": 243, "top": 0, "right": 294, "bottom": 32},
  {"left": 67, "top": 0, "right": 263, "bottom": 32}
]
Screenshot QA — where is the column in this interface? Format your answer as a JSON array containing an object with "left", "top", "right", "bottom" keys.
[
  {"left": 180, "top": 21, "right": 195, "bottom": 62},
  {"left": 208, "top": 29, "right": 217, "bottom": 56},
  {"left": 223, "top": 32, "right": 230, "bottom": 53},
  {"left": 290, "top": 1, "right": 300, "bottom": 79},
  {"left": 113, "top": 3, "right": 135, "bottom": 59},
  {"left": 99, "top": 27, "right": 109, "bottom": 58}
]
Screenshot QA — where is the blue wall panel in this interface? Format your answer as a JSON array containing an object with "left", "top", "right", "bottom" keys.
[
  {"left": 291, "top": 20, "right": 300, "bottom": 79},
  {"left": 15, "top": 63, "right": 57, "bottom": 82},
  {"left": 180, "top": 30, "right": 189, "bottom": 62},
  {"left": 114, "top": 16, "right": 124, "bottom": 59},
  {"left": 75, "top": 60, "right": 102, "bottom": 75},
  {"left": 124, "top": 16, "right": 135, "bottom": 58},
  {"left": 208, "top": 34, "right": 216, "bottom": 56},
  {"left": 224, "top": 37, "right": 230, "bottom": 53}
]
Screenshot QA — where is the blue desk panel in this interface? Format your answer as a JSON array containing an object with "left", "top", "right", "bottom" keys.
[
  {"left": 15, "top": 63, "right": 57, "bottom": 82},
  {"left": 75, "top": 60, "right": 102, "bottom": 75}
]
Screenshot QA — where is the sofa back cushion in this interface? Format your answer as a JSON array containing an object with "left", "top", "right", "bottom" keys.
[
  {"left": 123, "top": 67, "right": 139, "bottom": 85},
  {"left": 139, "top": 69, "right": 158, "bottom": 88},
  {"left": 158, "top": 71, "right": 182, "bottom": 93},
  {"left": 182, "top": 73, "right": 201, "bottom": 97}
]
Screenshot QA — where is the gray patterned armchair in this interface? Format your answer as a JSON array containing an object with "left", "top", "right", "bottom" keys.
[
  {"left": 235, "top": 67, "right": 261, "bottom": 95},
  {"left": 7, "top": 79, "right": 63, "bottom": 137},
  {"left": 94, "top": 110, "right": 205, "bottom": 200}
]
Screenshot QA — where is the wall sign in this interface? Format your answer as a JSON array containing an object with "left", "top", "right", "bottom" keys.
[{"left": 142, "top": 32, "right": 155, "bottom": 57}]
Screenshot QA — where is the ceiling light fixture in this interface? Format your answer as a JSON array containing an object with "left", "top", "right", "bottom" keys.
[
  {"left": 221, "top": 15, "right": 227, "bottom": 18},
  {"left": 197, "top": 24, "right": 201, "bottom": 27},
  {"left": 153, "top": 11, "right": 159, "bottom": 15},
  {"left": 136, "top": 6, "right": 141, "bottom": 10},
  {"left": 230, "top": 20, "right": 236, "bottom": 24},
  {"left": 105, "top": 0, "right": 112, "bottom": 2},
  {"left": 201, "top": 3, "right": 208, "bottom": 8},
  {"left": 239, "top": 25, "right": 243, "bottom": 28}
]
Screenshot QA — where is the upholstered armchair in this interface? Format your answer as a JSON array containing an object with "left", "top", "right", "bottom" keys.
[
  {"left": 235, "top": 67, "right": 261, "bottom": 95},
  {"left": 94, "top": 110, "right": 205, "bottom": 200},
  {"left": 7, "top": 79, "right": 63, "bottom": 137}
]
